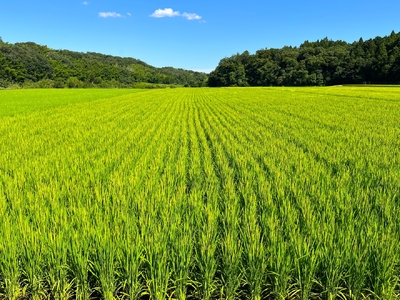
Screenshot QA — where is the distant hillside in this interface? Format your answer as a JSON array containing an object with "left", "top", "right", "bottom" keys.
[
  {"left": 0, "top": 40, "right": 208, "bottom": 88},
  {"left": 208, "top": 31, "right": 400, "bottom": 87}
]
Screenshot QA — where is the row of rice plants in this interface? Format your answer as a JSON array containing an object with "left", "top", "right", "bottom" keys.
[
  {"left": 202, "top": 87, "right": 400, "bottom": 299},
  {"left": 0, "top": 87, "right": 399, "bottom": 299}
]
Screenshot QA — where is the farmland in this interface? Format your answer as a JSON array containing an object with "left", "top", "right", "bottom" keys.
[{"left": 0, "top": 87, "right": 400, "bottom": 299}]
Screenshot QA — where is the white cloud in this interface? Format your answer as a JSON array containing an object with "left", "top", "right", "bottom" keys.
[
  {"left": 150, "top": 8, "right": 203, "bottom": 21},
  {"left": 127, "top": 12, "right": 132, "bottom": 16},
  {"left": 150, "top": 8, "right": 180, "bottom": 18},
  {"left": 182, "top": 12, "right": 202, "bottom": 20},
  {"left": 99, "top": 12, "right": 122, "bottom": 18},
  {"left": 82, "top": 1, "right": 89, "bottom": 5}
]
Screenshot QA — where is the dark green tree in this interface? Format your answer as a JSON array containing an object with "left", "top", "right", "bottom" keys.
[{"left": 208, "top": 31, "right": 400, "bottom": 87}]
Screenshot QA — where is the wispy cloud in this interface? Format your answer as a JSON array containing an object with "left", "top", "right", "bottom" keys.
[
  {"left": 182, "top": 12, "right": 202, "bottom": 20},
  {"left": 127, "top": 12, "right": 132, "bottom": 16},
  {"left": 99, "top": 12, "right": 122, "bottom": 18},
  {"left": 150, "top": 8, "right": 180, "bottom": 18},
  {"left": 82, "top": 1, "right": 89, "bottom": 5},
  {"left": 150, "top": 8, "right": 202, "bottom": 21}
]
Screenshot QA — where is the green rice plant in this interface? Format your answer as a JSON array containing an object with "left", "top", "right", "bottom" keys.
[
  {"left": 119, "top": 221, "right": 145, "bottom": 300},
  {"left": 92, "top": 226, "right": 119, "bottom": 300},
  {"left": 68, "top": 229, "right": 92, "bottom": 300},
  {"left": 168, "top": 204, "right": 194, "bottom": 300},
  {"left": 258, "top": 188, "right": 295, "bottom": 300},
  {"left": 292, "top": 236, "right": 319, "bottom": 300},
  {"left": 141, "top": 206, "right": 171, "bottom": 300},
  {"left": 332, "top": 201, "right": 370, "bottom": 300},
  {"left": 219, "top": 189, "right": 243, "bottom": 300},
  {"left": 241, "top": 194, "right": 267, "bottom": 300},
  {"left": 193, "top": 193, "right": 219, "bottom": 300},
  {"left": 318, "top": 233, "right": 348, "bottom": 300},
  {"left": 19, "top": 224, "right": 46, "bottom": 300},
  {"left": 0, "top": 219, "right": 23, "bottom": 300},
  {"left": 367, "top": 225, "right": 399, "bottom": 299},
  {"left": 45, "top": 229, "right": 73, "bottom": 300}
]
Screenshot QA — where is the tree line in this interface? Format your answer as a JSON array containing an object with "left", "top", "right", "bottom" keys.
[
  {"left": 0, "top": 40, "right": 208, "bottom": 88},
  {"left": 208, "top": 31, "right": 400, "bottom": 87},
  {"left": 1, "top": 31, "right": 400, "bottom": 89}
]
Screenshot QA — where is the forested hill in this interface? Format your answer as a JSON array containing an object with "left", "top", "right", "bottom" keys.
[
  {"left": 208, "top": 31, "right": 400, "bottom": 87},
  {"left": 0, "top": 39, "right": 208, "bottom": 88}
]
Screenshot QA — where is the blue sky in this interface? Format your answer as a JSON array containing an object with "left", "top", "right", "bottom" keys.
[{"left": 1, "top": 0, "right": 400, "bottom": 73}]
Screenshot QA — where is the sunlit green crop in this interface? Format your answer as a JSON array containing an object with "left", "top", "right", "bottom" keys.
[{"left": 0, "top": 87, "right": 399, "bottom": 299}]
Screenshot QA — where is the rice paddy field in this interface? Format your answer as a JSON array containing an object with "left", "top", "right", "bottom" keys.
[{"left": 0, "top": 87, "right": 400, "bottom": 300}]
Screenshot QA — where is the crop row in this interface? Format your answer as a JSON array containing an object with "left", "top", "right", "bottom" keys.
[{"left": 0, "top": 87, "right": 399, "bottom": 299}]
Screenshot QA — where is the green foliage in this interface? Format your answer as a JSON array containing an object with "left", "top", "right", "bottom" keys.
[
  {"left": 209, "top": 31, "right": 400, "bottom": 86},
  {"left": 0, "top": 87, "right": 400, "bottom": 299},
  {"left": 0, "top": 41, "right": 208, "bottom": 88}
]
